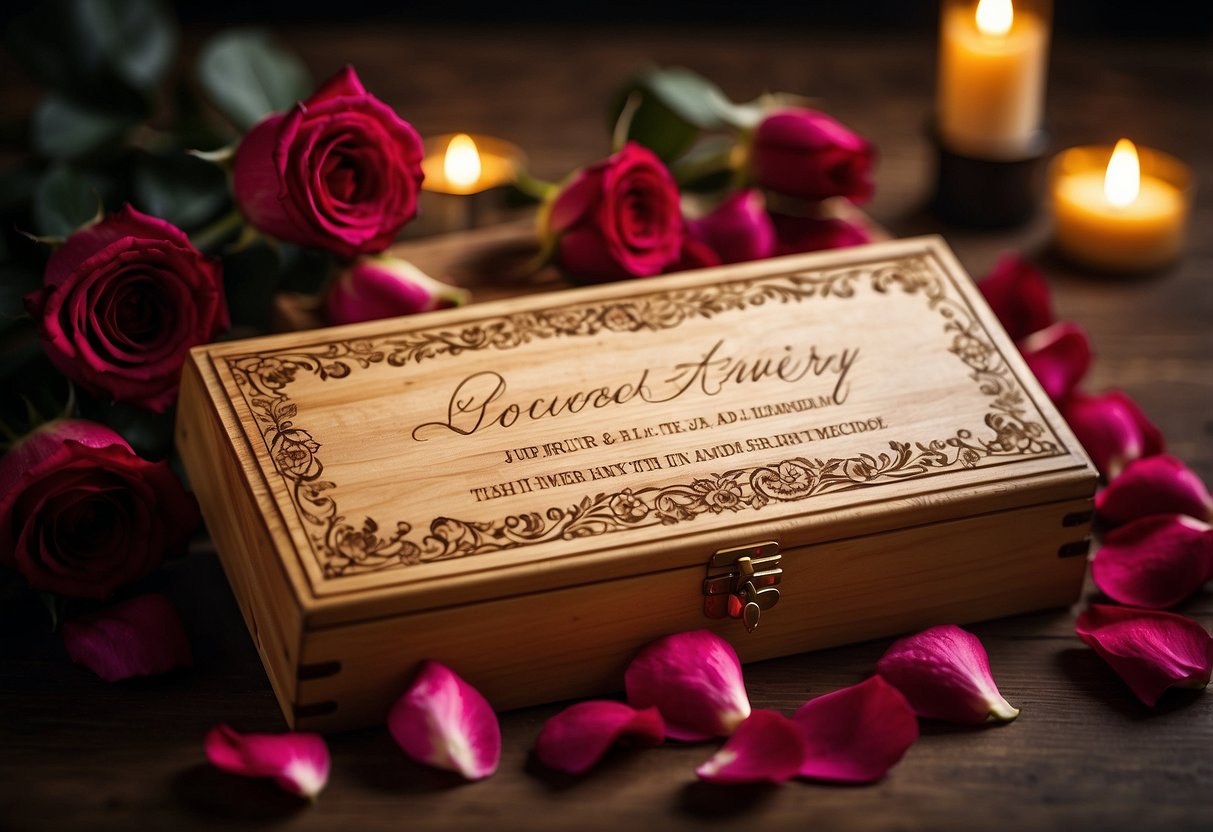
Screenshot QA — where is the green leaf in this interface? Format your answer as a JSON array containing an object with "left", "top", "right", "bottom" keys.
[
  {"left": 7, "top": 0, "right": 175, "bottom": 103},
  {"left": 640, "top": 68, "right": 738, "bottom": 130},
  {"left": 132, "top": 152, "right": 230, "bottom": 232},
  {"left": 33, "top": 164, "right": 103, "bottom": 237},
  {"left": 197, "top": 30, "right": 313, "bottom": 131},
  {"left": 32, "top": 94, "right": 137, "bottom": 160},
  {"left": 75, "top": 0, "right": 176, "bottom": 95},
  {"left": 609, "top": 67, "right": 750, "bottom": 163}
]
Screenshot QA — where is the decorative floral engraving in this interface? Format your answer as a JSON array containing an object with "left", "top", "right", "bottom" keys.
[{"left": 226, "top": 255, "right": 1063, "bottom": 578}]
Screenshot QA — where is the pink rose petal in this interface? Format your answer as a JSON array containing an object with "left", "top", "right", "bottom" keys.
[
  {"left": 978, "top": 253, "right": 1055, "bottom": 342},
  {"left": 534, "top": 700, "right": 665, "bottom": 775},
  {"left": 1090, "top": 514, "right": 1213, "bottom": 609},
  {"left": 792, "top": 676, "right": 919, "bottom": 783},
  {"left": 625, "top": 630, "right": 751, "bottom": 741},
  {"left": 205, "top": 724, "right": 330, "bottom": 799},
  {"left": 62, "top": 593, "right": 192, "bottom": 682},
  {"left": 695, "top": 710, "right": 805, "bottom": 785},
  {"left": 1061, "top": 390, "right": 1165, "bottom": 479},
  {"left": 1096, "top": 455, "right": 1213, "bottom": 528},
  {"left": 875, "top": 625, "right": 1019, "bottom": 724},
  {"left": 1076, "top": 604, "right": 1213, "bottom": 707},
  {"left": 1020, "top": 322, "right": 1092, "bottom": 403},
  {"left": 388, "top": 661, "right": 501, "bottom": 780}
]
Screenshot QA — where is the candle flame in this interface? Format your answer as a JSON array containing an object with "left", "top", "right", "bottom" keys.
[
  {"left": 444, "top": 134, "right": 482, "bottom": 192},
  {"left": 975, "top": 0, "right": 1014, "bottom": 36},
  {"left": 1104, "top": 138, "right": 1140, "bottom": 208}
]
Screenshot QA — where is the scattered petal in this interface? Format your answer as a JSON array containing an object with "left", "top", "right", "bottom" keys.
[
  {"left": 1062, "top": 390, "right": 1165, "bottom": 479},
  {"left": 875, "top": 625, "right": 1020, "bottom": 724},
  {"left": 388, "top": 661, "right": 501, "bottom": 780},
  {"left": 978, "top": 253, "right": 1055, "bottom": 342},
  {"left": 205, "top": 724, "right": 330, "bottom": 799},
  {"left": 1076, "top": 604, "right": 1213, "bottom": 706},
  {"left": 1020, "top": 322, "right": 1092, "bottom": 403},
  {"left": 695, "top": 710, "right": 804, "bottom": 785},
  {"left": 625, "top": 630, "right": 751, "bottom": 741},
  {"left": 1090, "top": 514, "right": 1213, "bottom": 609},
  {"left": 62, "top": 593, "right": 192, "bottom": 682},
  {"left": 533, "top": 700, "right": 664, "bottom": 775},
  {"left": 792, "top": 676, "right": 919, "bottom": 783},
  {"left": 1096, "top": 455, "right": 1213, "bottom": 528}
]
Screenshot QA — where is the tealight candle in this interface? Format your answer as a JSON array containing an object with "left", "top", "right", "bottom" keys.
[
  {"left": 1050, "top": 139, "right": 1192, "bottom": 272},
  {"left": 412, "top": 133, "right": 526, "bottom": 235},
  {"left": 937, "top": 0, "right": 1051, "bottom": 160}
]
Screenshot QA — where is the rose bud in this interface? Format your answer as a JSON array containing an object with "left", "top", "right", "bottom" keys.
[
  {"left": 749, "top": 109, "right": 875, "bottom": 203},
  {"left": 543, "top": 142, "right": 684, "bottom": 283},
  {"left": 977, "top": 254, "right": 1054, "bottom": 342},
  {"left": 0, "top": 419, "right": 199, "bottom": 600},
  {"left": 1019, "top": 322, "right": 1093, "bottom": 403},
  {"left": 770, "top": 212, "right": 871, "bottom": 256},
  {"left": 1061, "top": 390, "right": 1165, "bottom": 480},
  {"left": 1096, "top": 455, "right": 1213, "bottom": 528},
  {"left": 25, "top": 205, "right": 227, "bottom": 413},
  {"left": 233, "top": 65, "right": 425, "bottom": 258},
  {"left": 688, "top": 189, "right": 775, "bottom": 264},
  {"left": 325, "top": 256, "right": 469, "bottom": 326}
]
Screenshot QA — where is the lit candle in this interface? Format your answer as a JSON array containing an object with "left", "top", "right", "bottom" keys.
[
  {"left": 421, "top": 133, "right": 522, "bottom": 195},
  {"left": 1050, "top": 139, "right": 1191, "bottom": 272},
  {"left": 937, "top": 0, "right": 1050, "bottom": 159}
]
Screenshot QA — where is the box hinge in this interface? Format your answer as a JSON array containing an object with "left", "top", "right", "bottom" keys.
[{"left": 703, "top": 541, "right": 782, "bottom": 633}]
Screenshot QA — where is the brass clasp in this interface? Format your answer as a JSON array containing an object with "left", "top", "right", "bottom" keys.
[{"left": 703, "top": 542, "right": 782, "bottom": 633}]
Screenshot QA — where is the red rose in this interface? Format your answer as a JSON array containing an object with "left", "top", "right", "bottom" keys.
[
  {"left": 0, "top": 420, "right": 199, "bottom": 599},
  {"left": 545, "top": 143, "right": 683, "bottom": 283},
  {"left": 750, "top": 109, "right": 875, "bottom": 203},
  {"left": 771, "top": 213, "right": 872, "bottom": 256},
  {"left": 233, "top": 66, "right": 425, "bottom": 258},
  {"left": 325, "top": 256, "right": 469, "bottom": 326},
  {"left": 25, "top": 205, "right": 227, "bottom": 413},
  {"left": 689, "top": 189, "right": 776, "bottom": 264}
]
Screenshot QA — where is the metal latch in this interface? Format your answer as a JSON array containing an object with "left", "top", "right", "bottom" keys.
[{"left": 702, "top": 541, "right": 781, "bottom": 633}]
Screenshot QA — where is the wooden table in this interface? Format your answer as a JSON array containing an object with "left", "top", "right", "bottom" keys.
[{"left": 2, "top": 26, "right": 1210, "bottom": 832}]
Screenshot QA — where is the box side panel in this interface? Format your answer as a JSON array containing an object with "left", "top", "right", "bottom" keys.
[
  {"left": 176, "top": 356, "right": 306, "bottom": 724},
  {"left": 291, "top": 496, "right": 1091, "bottom": 732}
]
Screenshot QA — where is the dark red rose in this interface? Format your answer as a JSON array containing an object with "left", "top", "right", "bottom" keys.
[
  {"left": 233, "top": 66, "right": 425, "bottom": 258},
  {"left": 977, "top": 254, "right": 1055, "bottom": 342},
  {"left": 689, "top": 189, "right": 775, "bottom": 264},
  {"left": 25, "top": 205, "right": 227, "bottom": 413},
  {"left": 545, "top": 143, "right": 683, "bottom": 283},
  {"left": 770, "top": 213, "right": 871, "bottom": 256},
  {"left": 750, "top": 109, "right": 875, "bottom": 203},
  {"left": 0, "top": 420, "right": 198, "bottom": 599}
]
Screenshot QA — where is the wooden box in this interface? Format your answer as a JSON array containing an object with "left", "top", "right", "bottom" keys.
[{"left": 176, "top": 236, "right": 1096, "bottom": 732}]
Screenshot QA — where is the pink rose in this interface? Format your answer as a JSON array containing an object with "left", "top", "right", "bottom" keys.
[
  {"left": 325, "top": 256, "right": 470, "bottom": 326},
  {"left": 750, "top": 109, "right": 875, "bottom": 203},
  {"left": 233, "top": 66, "right": 425, "bottom": 258},
  {"left": 25, "top": 205, "right": 227, "bottom": 413},
  {"left": 770, "top": 213, "right": 871, "bottom": 256},
  {"left": 545, "top": 143, "right": 683, "bottom": 282},
  {"left": 689, "top": 189, "right": 776, "bottom": 264},
  {"left": 0, "top": 420, "right": 198, "bottom": 599}
]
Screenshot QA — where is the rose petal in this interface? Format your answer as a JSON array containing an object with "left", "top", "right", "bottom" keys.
[
  {"left": 625, "top": 630, "right": 751, "bottom": 741},
  {"left": 387, "top": 661, "right": 501, "bottom": 780},
  {"left": 977, "top": 253, "right": 1054, "bottom": 342},
  {"left": 1061, "top": 390, "right": 1165, "bottom": 480},
  {"left": 688, "top": 189, "right": 776, "bottom": 264},
  {"left": 1020, "top": 322, "right": 1092, "bottom": 403},
  {"left": 533, "top": 700, "right": 665, "bottom": 775},
  {"left": 695, "top": 710, "right": 805, "bottom": 784},
  {"left": 1096, "top": 455, "right": 1213, "bottom": 528},
  {"left": 325, "top": 256, "right": 469, "bottom": 325},
  {"left": 205, "top": 724, "right": 330, "bottom": 799},
  {"left": 61, "top": 593, "right": 192, "bottom": 682},
  {"left": 792, "top": 676, "right": 918, "bottom": 783},
  {"left": 875, "top": 625, "right": 1019, "bottom": 724},
  {"left": 1090, "top": 514, "right": 1213, "bottom": 609},
  {"left": 1076, "top": 604, "right": 1213, "bottom": 706}
]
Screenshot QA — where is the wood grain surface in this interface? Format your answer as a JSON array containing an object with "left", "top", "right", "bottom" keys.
[{"left": 2, "top": 25, "right": 1211, "bottom": 832}]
